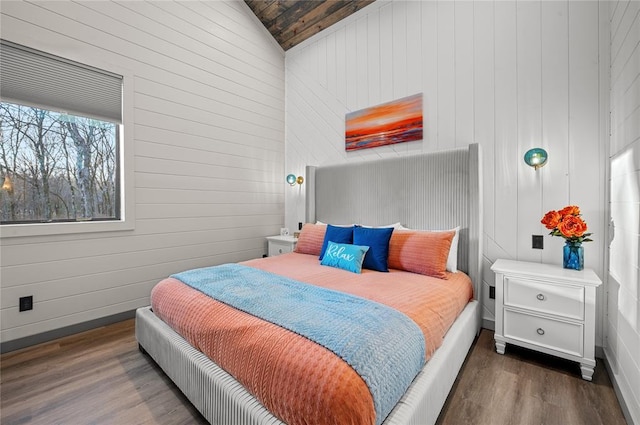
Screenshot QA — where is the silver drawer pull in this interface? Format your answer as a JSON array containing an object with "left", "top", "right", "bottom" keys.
[
  {"left": 536, "top": 328, "right": 545, "bottom": 336},
  {"left": 536, "top": 293, "right": 545, "bottom": 301}
]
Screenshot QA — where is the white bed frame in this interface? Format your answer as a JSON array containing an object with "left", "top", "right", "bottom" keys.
[{"left": 136, "top": 144, "right": 483, "bottom": 425}]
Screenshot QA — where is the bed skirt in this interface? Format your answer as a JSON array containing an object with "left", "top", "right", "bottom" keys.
[{"left": 135, "top": 299, "right": 479, "bottom": 425}]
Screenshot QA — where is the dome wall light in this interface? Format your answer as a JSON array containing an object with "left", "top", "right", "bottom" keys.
[
  {"left": 286, "top": 174, "right": 304, "bottom": 186},
  {"left": 524, "top": 148, "right": 548, "bottom": 170}
]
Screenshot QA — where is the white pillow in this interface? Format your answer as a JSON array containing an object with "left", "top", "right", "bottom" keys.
[
  {"left": 399, "top": 225, "right": 460, "bottom": 273},
  {"left": 445, "top": 226, "right": 460, "bottom": 273},
  {"left": 315, "top": 221, "right": 353, "bottom": 227},
  {"left": 359, "top": 222, "right": 403, "bottom": 229}
]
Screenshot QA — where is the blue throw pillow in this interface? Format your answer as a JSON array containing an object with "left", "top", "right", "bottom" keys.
[
  {"left": 353, "top": 226, "right": 394, "bottom": 272},
  {"left": 320, "top": 241, "right": 369, "bottom": 274},
  {"left": 319, "top": 224, "right": 354, "bottom": 260}
]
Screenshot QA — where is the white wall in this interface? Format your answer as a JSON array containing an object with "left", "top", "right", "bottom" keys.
[
  {"left": 608, "top": 0, "right": 640, "bottom": 422},
  {"left": 285, "top": 0, "right": 607, "bottom": 341},
  {"left": 0, "top": 0, "right": 285, "bottom": 344}
]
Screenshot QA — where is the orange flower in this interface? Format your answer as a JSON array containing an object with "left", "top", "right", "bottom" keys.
[
  {"left": 541, "top": 210, "right": 561, "bottom": 230},
  {"left": 558, "top": 215, "right": 587, "bottom": 238},
  {"left": 559, "top": 205, "right": 581, "bottom": 217},
  {"left": 541, "top": 205, "right": 592, "bottom": 243}
]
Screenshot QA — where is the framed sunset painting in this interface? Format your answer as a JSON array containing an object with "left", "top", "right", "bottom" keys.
[{"left": 345, "top": 93, "right": 423, "bottom": 151}]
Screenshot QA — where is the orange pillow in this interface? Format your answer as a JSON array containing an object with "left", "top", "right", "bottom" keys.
[
  {"left": 387, "top": 229, "right": 455, "bottom": 279},
  {"left": 294, "top": 223, "right": 326, "bottom": 256}
]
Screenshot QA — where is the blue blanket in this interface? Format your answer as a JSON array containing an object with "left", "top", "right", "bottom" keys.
[{"left": 172, "top": 264, "right": 426, "bottom": 425}]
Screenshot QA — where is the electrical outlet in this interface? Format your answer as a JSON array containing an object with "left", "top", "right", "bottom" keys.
[
  {"left": 489, "top": 286, "right": 495, "bottom": 299},
  {"left": 19, "top": 296, "right": 33, "bottom": 312},
  {"left": 532, "top": 235, "right": 544, "bottom": 249}
]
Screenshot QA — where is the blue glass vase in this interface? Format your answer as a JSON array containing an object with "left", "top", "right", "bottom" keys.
[{"left": 563, "top": 241, "right": 584, "bottom": 270}]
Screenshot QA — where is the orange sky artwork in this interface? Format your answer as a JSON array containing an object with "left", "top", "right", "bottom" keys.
[{"left": 345, "top": 94, "right": 423, "bottom": 151}]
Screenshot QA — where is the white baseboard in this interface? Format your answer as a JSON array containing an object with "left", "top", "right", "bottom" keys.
[
  {"left": 603, "top": 350, "right": 639, "bottom": 425},
  {"left": 482, "top": 318, "right": 495, "bottom": 331}
]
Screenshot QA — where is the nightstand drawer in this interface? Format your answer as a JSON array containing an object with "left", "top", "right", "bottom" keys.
[
  {"left": 504, "top": 309, "right": 583, "bottom": 357},
  {"left": 266, "top": 235, "right": 297, "bottom": 257},
  {"left": 268, "top": 242, "right": 293, "bottom": 256},
  {"left": 504, "top": 277, "right": 584, "bottom": 320}
]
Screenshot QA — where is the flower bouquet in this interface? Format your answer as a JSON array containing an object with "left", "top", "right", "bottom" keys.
[{"left": 541, "top": 205, "right": 592, "bottom": 270}]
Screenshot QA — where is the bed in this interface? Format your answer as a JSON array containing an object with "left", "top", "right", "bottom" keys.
[{"left": 136, "top": 143, "right": 483, "bottom": 425}]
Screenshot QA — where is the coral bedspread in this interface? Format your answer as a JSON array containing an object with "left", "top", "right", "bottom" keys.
[{"left": 150, "top": 252, "right": 473, "bottom": 425}]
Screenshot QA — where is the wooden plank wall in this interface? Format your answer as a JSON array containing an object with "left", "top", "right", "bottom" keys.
[
  {"left": 245, "top": 0, "right": 375, "bottom": 51},
  {"left": 608, "top": 0, "right": 640, "bottom": 422},
  {"left": 284, "top": 0, "right": 607, "bottom": 341},
  {"left": 0, "top": 0, "right": 285, "bottom": 345}
]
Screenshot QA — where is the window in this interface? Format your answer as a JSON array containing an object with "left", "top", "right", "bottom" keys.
[
  {"left": 0, "top": 40, "right": 126, "bottom": 229},
  {"left": 1, "top": 103, "right": 119, "bottom": 223}
]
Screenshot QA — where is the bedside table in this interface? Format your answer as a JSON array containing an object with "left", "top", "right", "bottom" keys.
[
  {"left": 266, "top": 235, "right": 297, "bottom": 256},
  {"left": 491, "top": 259, "right": 602, "bottom": 381}
]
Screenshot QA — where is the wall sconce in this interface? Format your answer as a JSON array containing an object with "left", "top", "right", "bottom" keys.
[
  {"left": 2, "top": 175, "right": 13, "bottom": 193},
  {"left": 286, "top": 174, "right": 304, "bottom": 186},
  {"left": 524, "top": 148, "right": 548, "bottom": 170}
]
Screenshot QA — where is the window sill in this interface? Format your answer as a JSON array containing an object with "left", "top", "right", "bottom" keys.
[{"left": 0, "top": 219, "right": 134, "bottom": 238}]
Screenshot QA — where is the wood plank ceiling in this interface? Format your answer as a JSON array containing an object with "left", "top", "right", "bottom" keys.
[{"left": 244, "top": 0, "right": 376, "bottom": 51}]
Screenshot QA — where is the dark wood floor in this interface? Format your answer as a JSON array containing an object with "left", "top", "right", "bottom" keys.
[
  {"left": 436, "top": 330, "right": 627, "bottom": 425},
  {"left": 0, "top": 320, "right": 627, "bottom": 425}
]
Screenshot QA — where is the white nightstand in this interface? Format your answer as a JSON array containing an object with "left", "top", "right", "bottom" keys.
[
  {"left": 491, "top": 259, "right": 602, "bottom": 381},
  {"left": 266, "top": 235, "right": 297, "bottom": 257}
]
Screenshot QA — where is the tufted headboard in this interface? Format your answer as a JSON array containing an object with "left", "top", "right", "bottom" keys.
[{"left": 305, "top": 144, "right": 482, "bottom": 300}]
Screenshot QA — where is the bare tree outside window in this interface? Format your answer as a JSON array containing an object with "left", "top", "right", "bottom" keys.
[{"left": 0, "top": 102, "right": 119, "bottom": 224}]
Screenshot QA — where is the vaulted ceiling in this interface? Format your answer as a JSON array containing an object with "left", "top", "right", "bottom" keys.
[{"left": 244, "top": 0, "right": 376, "bottom": 51}]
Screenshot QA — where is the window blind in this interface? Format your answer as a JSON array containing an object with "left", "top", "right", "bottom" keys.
[{"left": 0, "top": 40, "right": 122, "bottom": 123}]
